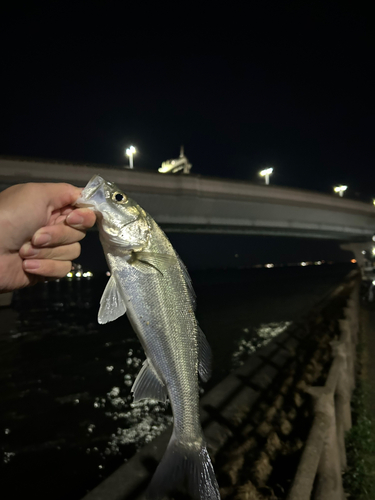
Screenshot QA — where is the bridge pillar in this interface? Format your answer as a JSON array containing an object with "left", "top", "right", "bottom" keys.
[{"left": 340, "top": 242, "right": 374, "bottom": 278}]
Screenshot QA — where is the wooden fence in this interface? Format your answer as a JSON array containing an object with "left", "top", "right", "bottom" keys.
[{"left": 287, "top": 283, "right": 359, "bottom": 500}]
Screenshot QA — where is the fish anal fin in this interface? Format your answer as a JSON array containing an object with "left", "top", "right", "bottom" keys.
[
  {"left": 131, "top": 359, "right": 168, "bottom": 403},
  {"left": 198, "top": 326, "right": 212, "bottom": 382},
  {"left": 98, "top": 275, "right": 126, "bottom": 324}
]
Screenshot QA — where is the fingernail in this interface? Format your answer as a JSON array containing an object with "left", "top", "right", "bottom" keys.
[
  {"left": 24, "top": 260, "right": 40, "bottom": 270},
  {"left": 21, "top": 243, "right": 39, "bottom": 257},
  {"left": 67, "top": 212, "right": 84, "bottom": 226},
  {"left": 33, "top": 233, "right": 51, "bottom": 246}
]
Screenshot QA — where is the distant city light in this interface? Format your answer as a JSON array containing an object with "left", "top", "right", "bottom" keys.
[
  {"left": 373, "top": 199, "right": 375, "bottom": 206},
  {"left": 125, "top": 146, "right": 136, "bottom": 169},
  {"left": 300, "top": 262, "right": 307, "bottom": 266},
  {"left": 373, "top": 235, "right": 375, "bottom": 242},
  {"left": 373, "top": 280, "right": 375, "bottom": 286},
  {"left": 333, "top": 185, "right": 348, "bottom": 197},
  {"left": 65, "top": 270, "right": 93, "bottom": 279},
  {"left": 372, "top": 247, "right": 375, "bottom": 256},
  {"left": 265, "top": 263, "right": 274, "bottom": 268},
  {"left": 314, "top": 261, "right": 322, "bottom": 265},
  {"left": 362, "top": 250, "right": 366, "bottom": 254},
  {"left": 259, "top": 167, "right": 273, "bottom": 185},
  {"left": 106, "top": 271, "right": 111, "bottom": 277},
  {"left": 351, "top": 259, "right": 357, "bottom": 263}
]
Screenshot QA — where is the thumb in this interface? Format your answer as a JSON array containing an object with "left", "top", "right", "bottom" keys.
[{"left": 44, "top": 183, "right": 83, "bottom": 211}]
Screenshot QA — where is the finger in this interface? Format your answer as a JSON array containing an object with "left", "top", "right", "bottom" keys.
[
  {"left": 23, "top": 259, "right": 73, "bottom": 278},
  {"left": 59, "top": 207, "right": 74, "bottom": 216},
  {"left": 43, "top": 183, "right": 83, "bottom": 211},
  {"left": 53, "top": 214, "right": 69, "bottom": 225},
  {"left": 48, "top": 207, "right": 93, "bottom": 227},
  {"left": 66, "top": 208, "right": 96, "bottom": 230},
  {"left": 49, "top": 208, "right": 73, "bottom": 225},
  {"left": 32, "top": 224, "right": 85, "bottom": 247},
  {"left": 20, "top": 242, "right": 81, "bottom": 261}
]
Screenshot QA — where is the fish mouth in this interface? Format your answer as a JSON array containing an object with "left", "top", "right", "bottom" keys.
[
  {"left": 80, "top": 175, "right": 105, "bottom": 201},
  {"left": 75, "top": 175, "right": 106, "bottom": 209}
]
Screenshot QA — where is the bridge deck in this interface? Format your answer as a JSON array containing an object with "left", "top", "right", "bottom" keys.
[{"left": 1, "top": 157, "right": 374, "bottom": 241}]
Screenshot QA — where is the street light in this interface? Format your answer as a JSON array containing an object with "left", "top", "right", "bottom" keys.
[
  {"left": 259, "top": 167, "right": 273, "bottom": 185},
  {"left": 333, "top": 185, "right": 348, "bottom": 197},
  {"left": 125, "top": 146, "right": 136, "bottom": 169}
]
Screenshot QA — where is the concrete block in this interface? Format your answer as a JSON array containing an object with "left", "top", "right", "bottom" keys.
[
  {"left": 250, "top": 364, "right": 279, "bottom": 391},
  {"left": 276, "top": 336, "right": 300, "bottom": 353},
  {"left": 267, "top": 348, "right": 292, "bottom": 368},
  {"left": 235, "top": 354, "right": 264, "bottom": 377}
]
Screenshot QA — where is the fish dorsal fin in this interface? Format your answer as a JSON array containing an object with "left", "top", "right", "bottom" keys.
[
  {"left": 176, "top": 252, "right": 196, "bottom": 310},
  {"left": 130, "top": 251, "right": 178, "bottom": 276},
  {"left": 131, "top": 359, "right": 168, "bottom": 403},
  {"left": 98, "top": 275, "right": 126, "bottom": 324},
  {"left": 198, "top": 326, "right": 212, "bottom": 382}
]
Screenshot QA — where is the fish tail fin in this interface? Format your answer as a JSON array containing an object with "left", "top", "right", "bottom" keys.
[{"left": 146, "top": 433, "right": 220, "bottom": 500}]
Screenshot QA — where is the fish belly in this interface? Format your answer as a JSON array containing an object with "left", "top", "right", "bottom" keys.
[{"left": 110, "top": 255, "right": 202, "bottom": 438}]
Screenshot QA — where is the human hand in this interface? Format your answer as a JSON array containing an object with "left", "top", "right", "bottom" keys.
[{"left": 0, "top": 182, "right": 96, "bottom": 293}]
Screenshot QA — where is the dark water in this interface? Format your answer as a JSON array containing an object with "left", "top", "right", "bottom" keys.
[{"left": 0, "top": 264, "right": 354, "bottom": 499}]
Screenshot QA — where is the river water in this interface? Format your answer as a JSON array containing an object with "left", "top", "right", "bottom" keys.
[{"left": 0, "top": 263, "right": 353, "bottom": 499}]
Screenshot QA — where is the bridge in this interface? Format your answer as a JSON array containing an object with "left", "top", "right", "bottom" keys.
[{"left": 1, "top": 157, "right": 374, "bottom": 241}]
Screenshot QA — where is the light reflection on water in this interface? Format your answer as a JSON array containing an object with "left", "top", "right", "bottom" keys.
[
  {"left": 0, "top": 278, "right": 174, "bottom": 480},
  {"left": 0, "top": 279, "right": 292, "bottom": 474},
  {"left": 232, "top": 321, "right": 292, "bottom": 368},
  {"left": 106, "top": 399, "right": 173, "bottom": 452},
  {"left": 103, "top": 380, "right": 173, "bottom": 454},
  {"left": 0, "top": 265, "right": 352, "bottom": 500}
]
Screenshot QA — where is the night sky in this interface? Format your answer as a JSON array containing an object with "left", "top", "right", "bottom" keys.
[{"left": 1, "top": 2, "right": 374, "bottom": 200}]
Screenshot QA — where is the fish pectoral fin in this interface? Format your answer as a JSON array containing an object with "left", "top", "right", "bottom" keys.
[
  {"left": 98, "top": 275, "right": 126, "bottom": 324},
  {"left": 130, "top": 251, "right": 178, "bottom": 276},
  {"left": 131, "top": 359, "right": 168, "bottom": 403},
  {"left": 198, "top": 325, "right": 212, "bottom": 382}
]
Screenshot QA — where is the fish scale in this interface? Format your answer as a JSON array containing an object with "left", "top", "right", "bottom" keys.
[
  {"left": 76, "top": 175, "right": 220, "bottom": 500},
  {"left": 110, "top": 252, "right": 201, "bottom": 436}
]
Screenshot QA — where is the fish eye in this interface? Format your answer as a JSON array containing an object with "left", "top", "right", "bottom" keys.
[{"left": 112, "top": 192, "right": 127, "bottom": 204}]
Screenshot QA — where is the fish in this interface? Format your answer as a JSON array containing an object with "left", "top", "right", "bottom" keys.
[{"left": 75, "top": 175, "right": 220, "bottom": 500}]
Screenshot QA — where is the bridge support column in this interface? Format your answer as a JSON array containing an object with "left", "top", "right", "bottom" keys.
[{"left": 340, "top": 242, "right": 373, "bottom": 279}]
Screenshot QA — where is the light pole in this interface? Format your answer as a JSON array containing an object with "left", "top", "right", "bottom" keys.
[
  {"left": 126, "top": 146, "right": 136, "bottom": 169},
  {"left": 333, "top": 185, "right": 348, "bottom": 197},
  {"left": 259, "top": 167, "right": 273, "bottom": 185}
]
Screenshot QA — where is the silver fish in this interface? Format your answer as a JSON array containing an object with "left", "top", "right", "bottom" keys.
[{"left": 76, "top": 175, "right": 220, "bottom": 500}]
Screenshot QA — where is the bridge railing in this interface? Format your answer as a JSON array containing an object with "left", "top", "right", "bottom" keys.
[{"left": 287, "top": 283, "right": 359, "bottom": 500}]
